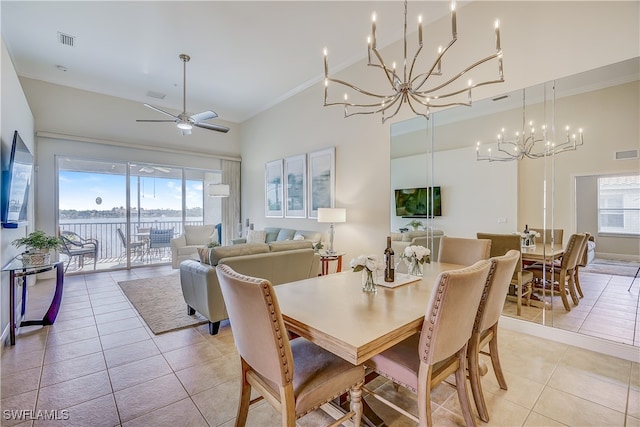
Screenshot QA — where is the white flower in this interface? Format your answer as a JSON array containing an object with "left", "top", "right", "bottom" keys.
[
  {"left": 402, "top": 245, "right": 430, "bottom": 262},
  {"left": 350, "top": 254, "right": 384, "bottom": 272}
]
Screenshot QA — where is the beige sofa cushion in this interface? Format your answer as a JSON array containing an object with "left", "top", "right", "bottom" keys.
[
  {"left": 198, "top": 243, "right": 269, "bottom": 266},
  {"left": 269, "top": 240, "right": 313, "bottom": 252}
]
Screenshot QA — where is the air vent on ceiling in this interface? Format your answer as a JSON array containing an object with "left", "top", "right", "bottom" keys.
[
  {"left": 492, "top": 95, "right": 509, "bottom": 101},
  {"left": 57, "top": 32, "right": 75, "bottom": 47},
  {"left": 614, "top": 149, "right": 639, "bottom": 160},
  {"left": 146, "top": 91, "right": 166, "bottom": 100}
]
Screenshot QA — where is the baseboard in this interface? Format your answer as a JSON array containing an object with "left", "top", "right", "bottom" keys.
[
  {"left": 595, "top": 252, "right": 640, "bottom": 262},
  {"left": 500, "top": 315, "right": 640, "bottom": 362}
]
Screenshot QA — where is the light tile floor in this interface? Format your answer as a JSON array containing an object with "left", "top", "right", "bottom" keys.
[
  {"left": 1, "top": 266, "right": 639, "bottom": 426},
  {"left": 503, "top": 270, "right": 640, "bottom": 347}
]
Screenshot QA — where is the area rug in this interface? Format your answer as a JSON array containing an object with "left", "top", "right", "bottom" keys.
[
  {"left": 582, "top": 258, "right": 640, "bottom": 277},
  {"left": 118, "top": 273, "right": 207, "bottom": 334}
]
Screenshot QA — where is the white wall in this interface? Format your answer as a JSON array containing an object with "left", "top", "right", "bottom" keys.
[{"left": 1, "top": 39, "right": 35, "bottom": 343}]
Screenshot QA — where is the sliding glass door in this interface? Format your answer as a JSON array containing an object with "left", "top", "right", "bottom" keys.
[{"left": 57, "top": 157, "right": 222, "bottom": 272}]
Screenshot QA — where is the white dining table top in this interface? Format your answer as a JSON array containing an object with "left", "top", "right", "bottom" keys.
[{"left": 275, "top": 262, "right": 464, "bottom": 365}]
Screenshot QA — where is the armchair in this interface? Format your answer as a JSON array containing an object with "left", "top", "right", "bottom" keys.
[{"left": 171, "top": 224, "right": 220, "bottom": 268}]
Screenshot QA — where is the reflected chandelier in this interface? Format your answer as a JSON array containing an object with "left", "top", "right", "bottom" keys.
[
  {"left": 323, "top": 0, "right": 504, "bottom": 123},
  {"left": 475, "top": 90, "right": 584, "bottom": 162}
]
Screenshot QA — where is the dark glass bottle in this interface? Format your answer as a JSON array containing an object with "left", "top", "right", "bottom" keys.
[
  {"left": 524, "top": 224, "right": 529, "bottom": 234},
  {"left": 384, "top": 236, "right": 395, "bottom": 282}
]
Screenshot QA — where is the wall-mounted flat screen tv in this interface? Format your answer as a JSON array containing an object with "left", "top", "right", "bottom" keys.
[
  {"left": 394, "top": 186, "right": 441, "bottom": 217},
  {"left": 2, "top": 131, "right": 33, "bottom": 228}
]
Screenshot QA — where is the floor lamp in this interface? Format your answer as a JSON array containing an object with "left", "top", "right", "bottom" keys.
[{"left": 317, "top": 208, "right": 346, "bottom": 255}]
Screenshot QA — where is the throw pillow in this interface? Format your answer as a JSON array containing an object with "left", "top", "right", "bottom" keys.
[
  {"left": 197, "top": 247, "right": 215, "bottom": 265},
  {"left": 293, "top": 234, "right": 304, "bottom": 241},
  {"left": 276, "top": 228, "right": 296, "bottom": 241},
  {"left": 246, "top": 230, "right": 267, "bottom": 244}
]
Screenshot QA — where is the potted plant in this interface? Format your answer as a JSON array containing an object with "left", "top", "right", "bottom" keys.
[
  {"left": 406, "top": 219, "right": 424, "bottom": 231},
  {"left": 12, "top": 230, "right": 62, "bottom": 266}
]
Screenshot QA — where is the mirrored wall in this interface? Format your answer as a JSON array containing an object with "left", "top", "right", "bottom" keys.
[{"left": 390, "top": 57, "right": 640, "bottom": 347}]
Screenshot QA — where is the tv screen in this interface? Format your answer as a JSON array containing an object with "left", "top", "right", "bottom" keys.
[
  {"left": 2, "top": 131, "right": 33, "bottom": 228},
  {"left": 394, "top": 186, "right": 441, "bottom": 217}
]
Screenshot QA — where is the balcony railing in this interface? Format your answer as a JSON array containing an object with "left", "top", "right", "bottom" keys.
[{"left": 59, "top": 220, "right": 203, "bottom": 266}]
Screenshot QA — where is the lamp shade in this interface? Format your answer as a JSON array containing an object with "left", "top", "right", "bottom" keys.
[
  {"left": 317, "top": 208, "right": 346, "bottom": 223},
  {"left": 208, "top": 184, "right": 230, "bottom": 197}
]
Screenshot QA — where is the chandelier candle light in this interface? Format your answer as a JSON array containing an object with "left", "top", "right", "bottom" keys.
[
  {"left": 323, "top": 0, "right": 504, "bottom": 123},
  {"left": 476, "top": 88, "right": 584, "bottom": 161}
]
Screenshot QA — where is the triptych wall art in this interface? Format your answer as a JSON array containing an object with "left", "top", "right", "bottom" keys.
[{"left": 265, "top": 147, "right": 335, "bottom": 219}]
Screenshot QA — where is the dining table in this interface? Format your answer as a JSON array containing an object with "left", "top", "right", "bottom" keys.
[
  {"left": 521, "top": 243, "right": 564, "bottom": 264},
  {"left": 275, "top": 261, "right": 464, "bottom": 366}
]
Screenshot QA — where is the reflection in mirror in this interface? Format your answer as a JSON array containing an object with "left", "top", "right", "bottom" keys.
[{"left": 389, "top": 57, "right": 640, "bottom": 348}]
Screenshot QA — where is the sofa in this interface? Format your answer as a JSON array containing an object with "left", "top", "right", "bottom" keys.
[
  {"left": 170, "top": 224, "right": 221, "bottom": 269},
  {"left": 232, "top": 227, "right": 323, "bottom": 249},
  {"left": 390, "top": 229, "right": 445, "bottom": 261},
  {"left": 179, "top": 240, "right": 320, "bottom": 334}
]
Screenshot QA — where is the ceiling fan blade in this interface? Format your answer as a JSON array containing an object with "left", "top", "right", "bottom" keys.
[
  {"left": 194, "top": 122, "right": 230, "bottom": 133},
  {"left": 136, "top": 119, "right": 177, "bottom": 123},
  {"left": 190, "top": 110, "right": 218, "bottom": 122},
  {"left": 143, "top": 103, "right": 178, "bottom": 119}
]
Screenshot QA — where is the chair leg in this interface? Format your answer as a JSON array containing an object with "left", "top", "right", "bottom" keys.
[
  {"left": 235, "top": 359, "right": 252, "bottom": 427},
  {"left": 209, "top": 321, "right": 220, "bottom": 335},
  {"left": 455, "top": 347, "right": 477, "bottom": 427},
  {"left": 555, "top": 272, "right": 572, "bottom": 311},
  {"left": 467, "top": 335, "right": 489, "bottom": 422},
  {"left": 567, "top": 273, "right": 580, "bottom": 306},
  {"left": 574, "top": 267, "right": 584, "bottom": 298},
  {"left": 417, "top": 365, "right": 434, "bottom": 427},
  {"left": 488, "top": 324, "right": 507, "bottom": 390}
]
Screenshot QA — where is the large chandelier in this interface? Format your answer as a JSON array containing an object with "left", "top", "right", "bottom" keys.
[
  {"left": 323, "top": 0, "right": 504, "bottom": 123},
  {"left": 475, "top": 90, "right": 584, "bottom": 162}
]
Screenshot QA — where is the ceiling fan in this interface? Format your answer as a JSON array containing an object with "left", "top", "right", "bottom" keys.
[{"left": 136, "top": 54, "right": 229, "bottom": 135}]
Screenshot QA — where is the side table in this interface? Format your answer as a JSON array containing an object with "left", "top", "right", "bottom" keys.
[
  {"left": 318, "top": 250, "right": 345, "bottom": 275},
  {"left": 3, "top": 255, "right": 67, "bottom": 345}
]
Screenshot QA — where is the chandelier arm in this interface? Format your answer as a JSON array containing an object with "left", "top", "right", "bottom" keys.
[
  {"left": 371, "top": 47, "right": 402, "bottom": 90},
  {"left": 410, "top": 39, "right": 457, "bottom": 91},
  {"left": 381, "top": 94, "right": 408, "bottom": 123},
  {"left": 413, "top": 52, "right": 503, "bottom": 95},
  {"left": 413, "top": 77, "right": 505, "bottom": 104},
  {"left": 324, "top": 77, "right": 397, "bottom": 102},
  {"left": 345, "top": 93, "right": 404, "bottom": 118}
]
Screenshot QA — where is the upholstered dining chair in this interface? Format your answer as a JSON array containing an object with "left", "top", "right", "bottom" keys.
[
  {"left": 438, "top": 236, "right": 491, "bottom": 266},
  {"left": 573, "top": 232, "right": 592, "bottom": 298},
  {"left": 215, "top": 264, "right": 365, "bottom": 427},
  {"left": 364, "top": 260, "right": 492, "bottom": 427},
  {"left": 467, "top": 250, "right": 520, "bottom": 422},
  {"left": 526, "top": 233, "right": 587, "bottom": 311},
  {"left": 477, "top": 232, "right": 533, "bottom": 316}
]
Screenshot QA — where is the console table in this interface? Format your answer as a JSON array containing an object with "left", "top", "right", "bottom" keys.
[{"left": 3, "top": 255, "right": 66, "bottom": 345}]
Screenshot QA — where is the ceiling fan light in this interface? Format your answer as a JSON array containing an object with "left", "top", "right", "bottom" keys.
[{"left": 177, "top": 121, "right": 192, "bottom": 130}]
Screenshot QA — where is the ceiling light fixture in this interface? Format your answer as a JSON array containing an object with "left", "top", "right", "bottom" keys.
[
  {"left": 323, "top": 0, "right": 504, "bottom": 123},
  {"left": 476, "top": 89, "right": 584, "bottom": 162}
]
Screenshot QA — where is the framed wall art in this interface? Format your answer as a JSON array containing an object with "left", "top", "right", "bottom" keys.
[
  {"left": 284, "top": 154, "right": 307, "bottom": 218},
  {"left": 307, "top": 147, "right": 335, "bottom": 219},
  {"left": 265, "top": 159, "right": 284, "bottom": 217}
]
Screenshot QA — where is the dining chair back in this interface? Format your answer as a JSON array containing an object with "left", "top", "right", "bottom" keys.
[
  {"left": 574, "top": 232, "right": 592, "bottom": 298},
  {"left": 59, "top": 231, "right": 99, "bottom": 272},
  {"left": 365, "top": 259, "right": 492, "bottom": 427},
  {"left": 526, "top": 233, "right": 587, "bottom": 311},
  {"left": 467, "top": 249, "right": 520, "bottom": 422},
  {"left": 215, "top": 264, "right": 364, "bottom": 427},
  {"left": 438, "top": 236, "right": 491, "bottom": 266},
  {"left": 476, "top": 232, "right": 533, "bottom": 315},
  {"left": 149, "top": 227, "right": 173, "bottom": 249},
  {"left": 531, "top": 228, "right": 564, "bottom": 246}
]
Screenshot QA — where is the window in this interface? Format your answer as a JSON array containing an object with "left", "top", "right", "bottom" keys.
[{"left": 597, "top": 174, "right": 640, "bottom": 235}]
